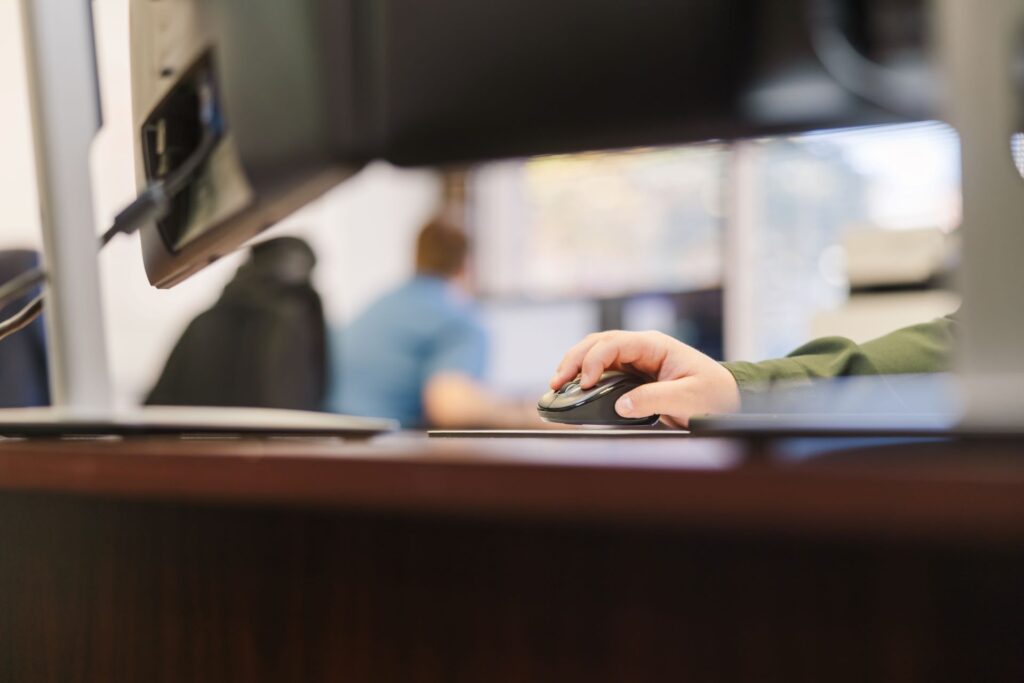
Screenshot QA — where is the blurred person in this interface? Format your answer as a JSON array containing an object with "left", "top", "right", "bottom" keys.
[
  {"left": 327, "top": 218, "right": 541, "bottom": 429},
  {"left": 147, "top": 237, "right": 327, "bottom": 410},
  {"left": 548, "top": 316, "right": 956, "bottom": 427}
]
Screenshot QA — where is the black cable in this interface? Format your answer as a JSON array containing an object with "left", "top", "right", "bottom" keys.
[
  {"left": 98, "top": 130, "right": 217, "bottom": 247},
  {"left": 807, "top": 0, "right": 935, "bottom": 119},
  {"left": 0, "top": 266, "right": 45, "bottom": 343},
  {"left": 163, "top": 131, "right": 217, "bottom": 196},
  {"left": 0, "top": 129, "right": 219, "bottom": 342},
  {"left": 99, "top": 181, "right": 169, "bottom": 247},
  {"left": 0, "top": 294, "right": 43, "bottom": 343},
  {"left": 0, "top": 266, "right": 45, "bottom": 311}
]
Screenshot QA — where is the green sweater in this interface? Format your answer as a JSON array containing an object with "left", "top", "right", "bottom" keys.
[{"left": 722, "top": 316, "right": 957, "bottom": 400}]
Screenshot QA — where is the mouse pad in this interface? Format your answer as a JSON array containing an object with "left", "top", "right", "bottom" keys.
[{"left": 427, "top": 429, "right": 689, "bottom": 438}]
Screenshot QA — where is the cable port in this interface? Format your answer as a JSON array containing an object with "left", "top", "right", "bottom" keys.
[{"left": 141, "top": 52, "right": 224, "bottom": 251}]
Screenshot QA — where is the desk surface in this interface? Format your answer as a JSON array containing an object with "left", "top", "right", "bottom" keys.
[
  {"left": 0, "top": 432, "right": 1022, "bottom": 543},
  {"left": 2, "top": 433, "right": 1023, "bottom": 682}
]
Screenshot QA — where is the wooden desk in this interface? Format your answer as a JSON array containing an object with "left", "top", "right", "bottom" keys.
[{"left": 0, "top": 434, "right": 1021, "bottom": 682}]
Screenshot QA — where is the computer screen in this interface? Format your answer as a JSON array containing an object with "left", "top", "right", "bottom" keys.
[
  {"left": 479, "top": 300, "right": 600, "bottom": 396},
  {"left": 471, "top": 145, "right": 727, "bottom": 300}
]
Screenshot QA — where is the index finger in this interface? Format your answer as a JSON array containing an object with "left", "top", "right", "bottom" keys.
[
  {"left": 548, "top": 332, "right": 608, "bottom": 389},
  {"left": 578, "top": 332, "right": 665, "bottom": 387}
]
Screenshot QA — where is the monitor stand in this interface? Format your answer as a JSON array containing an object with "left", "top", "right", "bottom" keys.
[
  {"left": 938, "top": 0, "right": 1024, "bottom": 428},
  {"left": 13, "top": 0, "right": 393, "bottom": 440}
]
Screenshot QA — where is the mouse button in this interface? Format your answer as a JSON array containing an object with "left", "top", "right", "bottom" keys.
[
  {"left": 537, "top": 388, "right": 559, "bottom": 409},
  {"left": 594, "top": 370, "right": 630, "bottom": 388},
  {"left": 552, "top": 376, "right": 584, "bottom": 398},
  {"left": 547, "top": 392, "right": 582, "bottom": 410},
  {"left": 548, "top": 380, "right": 603, "bottom": 410}
]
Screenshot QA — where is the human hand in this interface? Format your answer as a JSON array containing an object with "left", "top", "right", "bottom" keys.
[{"left": 549, "top": 330, "right": 741, "bottom": 428}]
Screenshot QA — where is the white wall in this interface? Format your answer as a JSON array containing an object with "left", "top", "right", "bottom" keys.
[
  {"left": 0, "top": 0, "right": 40, "bottom": 244},
  {"left": 0, "top": 0, "right": 441, "bottom": 404}
]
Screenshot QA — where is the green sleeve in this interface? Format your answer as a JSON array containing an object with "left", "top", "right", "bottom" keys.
[{"left": 721, "top": 315, "right": 957, "bottom": 398}]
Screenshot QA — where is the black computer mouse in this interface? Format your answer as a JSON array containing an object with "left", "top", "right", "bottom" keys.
[{"left": 537, "top": 371, "right": 661, "bottom": 426}]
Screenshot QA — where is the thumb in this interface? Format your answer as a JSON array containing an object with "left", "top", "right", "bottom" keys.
[{"left": 615, "top": 380, "right": 686, "bottom": 419}]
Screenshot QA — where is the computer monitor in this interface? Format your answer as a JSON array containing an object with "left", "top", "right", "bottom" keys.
[
  {"left": 471, "top": 145, "right": 727, "bottom": 300},
  {"left": 479, "top": 300, "right": 601, "bottom": 396},
  {"left": 129, "top": 0, "right": 923, "bottom": 287}
]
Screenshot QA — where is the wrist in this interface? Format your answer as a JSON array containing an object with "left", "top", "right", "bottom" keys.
[{"left": 714, "top": 362, "right": 743, "bottom": 413}]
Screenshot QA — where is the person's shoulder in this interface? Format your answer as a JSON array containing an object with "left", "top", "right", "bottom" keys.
[
  {"left": 439, "top": 286, "right": 483, "bottom": 326},
  {"left": 360, "top": 277, "right": 481, "bottom": 328},
  {"left": 352, "top": 279, "right": 422, "bottom": 316},
  {"left": 403, "top": 276, "right": 470, "bottom": 310}
]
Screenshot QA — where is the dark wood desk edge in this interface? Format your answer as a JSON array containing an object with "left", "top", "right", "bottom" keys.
[{"left": 0, "top": 436, "right": 1021, "bottom": 544}]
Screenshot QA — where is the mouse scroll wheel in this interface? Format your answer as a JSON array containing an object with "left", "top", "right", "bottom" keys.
[{"left": 563, "top": 383, "right": 582, "bottom": 396}]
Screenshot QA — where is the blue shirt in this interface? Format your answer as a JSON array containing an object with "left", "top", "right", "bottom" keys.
[{"left": 326, "top": 276, "right": 488, "bottom": 427}]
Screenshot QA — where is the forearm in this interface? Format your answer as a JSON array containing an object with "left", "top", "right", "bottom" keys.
[
  {"left": 423, "top": 373, "right": 545, "bottom": 429},
  {"left": 722, "top": 315, "right": 957, "bottom": 397}
]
